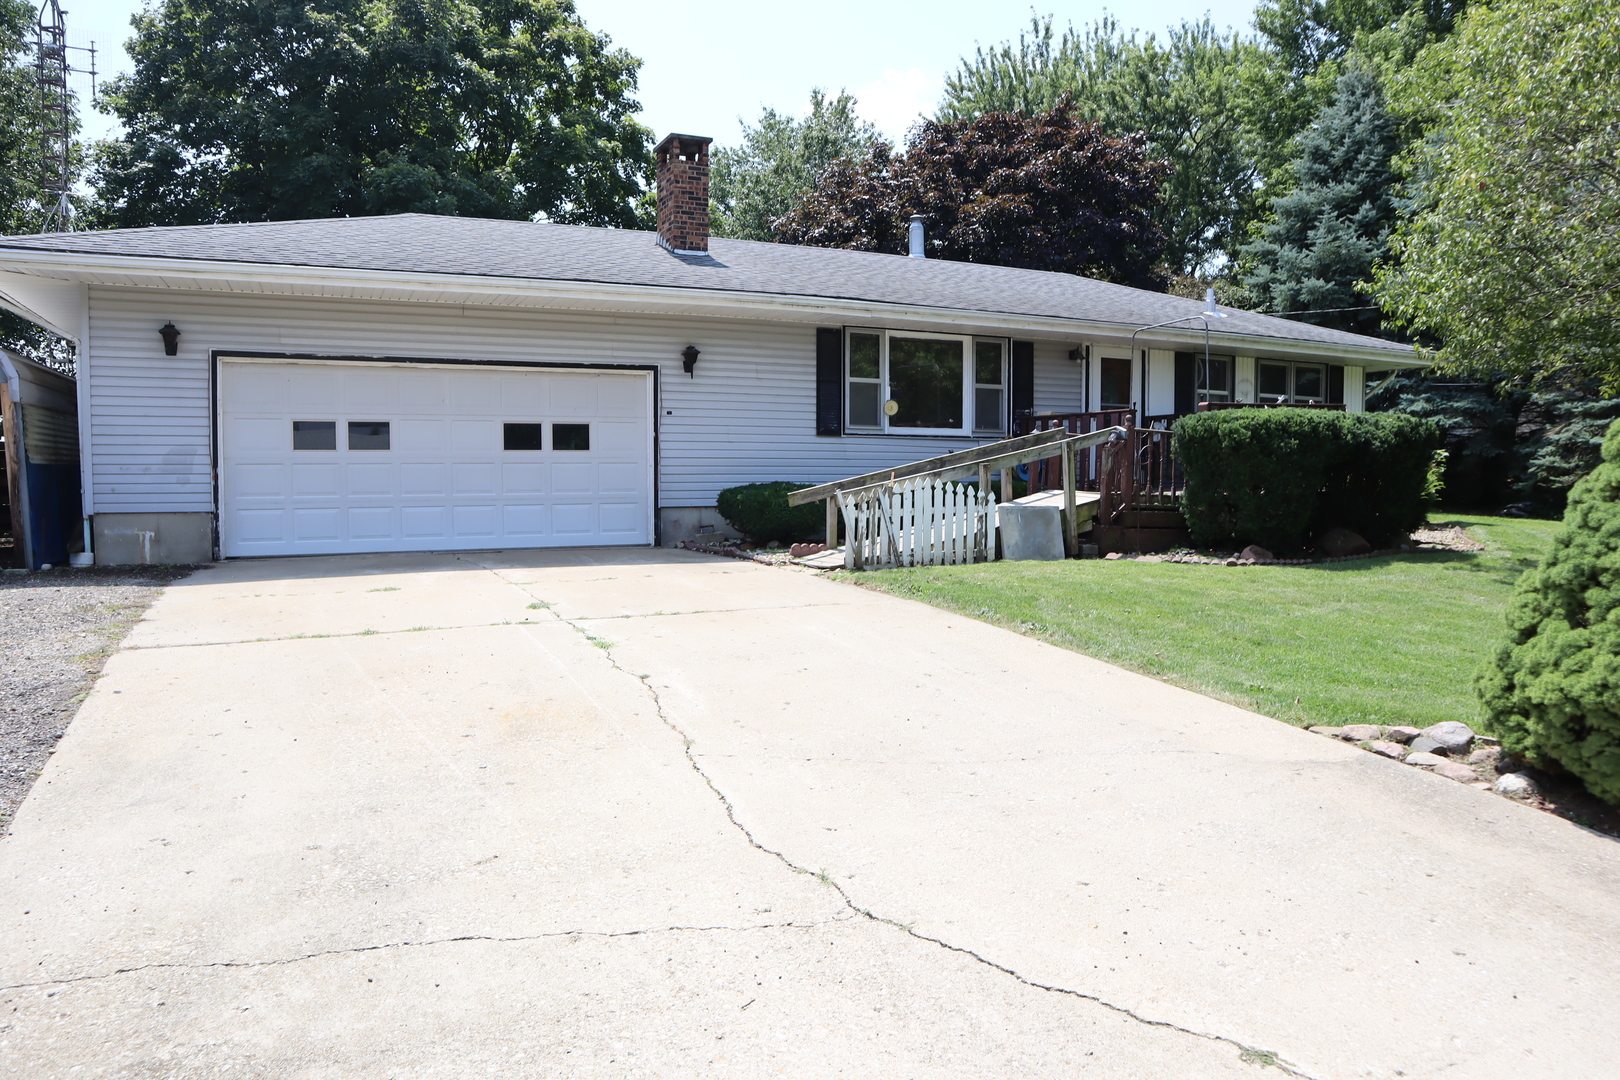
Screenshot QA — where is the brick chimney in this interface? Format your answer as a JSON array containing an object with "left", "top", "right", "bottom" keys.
[{"left": 655, "top": 133, "right": 713, "bottom": 254}]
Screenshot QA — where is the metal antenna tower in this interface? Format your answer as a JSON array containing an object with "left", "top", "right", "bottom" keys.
[{"left": 34, "top": 0, "right": 97, "bottom": 233}]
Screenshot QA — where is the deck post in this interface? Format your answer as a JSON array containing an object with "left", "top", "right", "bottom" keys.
[
  {"left": 1062, "top": 442, "right": 1077, "bottom": 556},
  {"left": 978, "top": 463, "right": 990, "bottom": 501},
  {"left": 1000, "top": 466, "right": 1013, "bottom": 505},
  {"left": 825, "top": 497, "right": 839, "bottom": 549}
]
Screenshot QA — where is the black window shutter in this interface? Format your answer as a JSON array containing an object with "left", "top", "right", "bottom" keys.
[
  {"left": 815, "top": 328, "right": 842, "bottom": 436},
  {"left": 1011, "top": 340, "right": 1035, "bottom": 431},
  {"left": 1174, "top": 352, "right": 1196, "bottom": 416},
  {"left": 1328, "top": 364, "right": 1345, "bottom": 405}
]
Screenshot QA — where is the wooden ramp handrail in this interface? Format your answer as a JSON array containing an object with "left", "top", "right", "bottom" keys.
[
  {"left": 791, "top": 427, "right": 1127, "bottom": 558},
  {"left": 787, "top": 427, "right": 1123, "bottom": 506}
]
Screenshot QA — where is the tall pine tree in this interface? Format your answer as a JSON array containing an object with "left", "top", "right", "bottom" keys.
[{"left": 1241, "top": 68, "right": 1401, "bottom": 337}]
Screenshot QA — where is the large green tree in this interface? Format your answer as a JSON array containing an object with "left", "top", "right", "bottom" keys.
[
  {"left": 710, "top": 89, "right": 879, "bottom": 242},
  {"left": 1240, "top": 68, "right": 1400, "bottom": 336},
  {"left": 1, "top": 0, "right": 37, "bottom": 235},
  {"left": 772, "top": 99, "right": 1168, "bottom": 290},
  {"left": 90, "top": 0, "right": 653, "bottom": 228},
  {"left": 1373, "top": 0, "right": 1620, "bottom": 388},
  {"left": 937, "top": 15, "right": 1269, "bottom": 275}
]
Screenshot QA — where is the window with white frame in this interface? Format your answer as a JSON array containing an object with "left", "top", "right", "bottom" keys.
[
  {"left": 845, "top": 329, "right": 1006, "bottom": 436},
  {"left": 1257, "top": 359, "right": 1327, "bottom": 404}
]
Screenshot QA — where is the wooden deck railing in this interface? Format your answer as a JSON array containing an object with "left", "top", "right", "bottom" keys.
[{"left": 1018, "top": 411, "right": 1184, "bottom": 527}]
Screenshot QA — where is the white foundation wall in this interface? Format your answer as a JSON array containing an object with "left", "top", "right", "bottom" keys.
[{"left": 86, "top": 286, "right": 1089, "bottom": 518}]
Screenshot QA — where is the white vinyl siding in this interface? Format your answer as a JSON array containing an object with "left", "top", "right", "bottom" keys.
[
  {"left": 85, "top": 287, "right": 1096, "bottom": 518},
  {"left": 1344, "top": 366, "right": 1365, "bottom": 412}
]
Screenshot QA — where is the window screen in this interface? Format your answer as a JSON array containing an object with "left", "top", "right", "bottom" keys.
[
  {"left": 292, "top": 421, "right": 336, "bottom": 450},
  {"left": 348, "top": 421, "right": 390, "bottom": 450},
  {"left": 553, "top": 423, "right": 590, "bottom": 451},
  {"left": 503, "top": 423, "right": 545, "bottom": 451}
]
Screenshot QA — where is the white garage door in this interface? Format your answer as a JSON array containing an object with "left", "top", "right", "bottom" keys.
[{"left": 219, "top": 359, "right": 654, "bottom": 557}]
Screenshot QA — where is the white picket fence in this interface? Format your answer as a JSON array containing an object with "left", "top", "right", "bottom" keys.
[{"left": 837, "top": 477, "right": 997, "bottom": 570}]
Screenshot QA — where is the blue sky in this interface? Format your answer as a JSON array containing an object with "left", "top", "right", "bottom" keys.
[{"left": 57, "top": 0, "right": 1260, "bottom": 145}]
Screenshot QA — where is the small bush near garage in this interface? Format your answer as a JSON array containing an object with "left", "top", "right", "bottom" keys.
[
  {"left": 1174, "top": 409, "right": 1440, "bottom": 553},
  {"left": 716, "top": 482, "right": 823, "bottom": 545},
  {"left": 1478, "top": 418, "right": 1620, "bottom": 804}
]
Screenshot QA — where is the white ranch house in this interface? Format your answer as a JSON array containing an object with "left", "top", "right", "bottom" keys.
[{"left": 0, "top": 133, "right": 1417, "bottom": 565}]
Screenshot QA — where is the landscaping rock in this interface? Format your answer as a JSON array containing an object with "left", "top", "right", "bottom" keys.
[
  {"left": 1494, "top": 773, "right": 1540, "bottom": 799},
  {"left": 1369, "top": 740, "right": 1407, "bottom": 760},
  {"left": 1318, "top": 527, "right": 1372, "bottom": 557},
  {"left": 1409, "top": 736, "right": 1446, "bottom": 755},
  {"left": 1434, "top": 761, "right": 1480, "bottom": 783},
  {"left": 1420, "top": 721, "right": 1476, "bottom": 755},
  {"left": 1405, "top": 751, "right": 1449, "bottom": 767},
  {"left": 1239, "top": 544, "right": 1274, "bottom": 563},
  {"left": 1339, "top": 724, "right": 1383, "bottom": 742},
  {"left": 1467, "top": 746, "right": 1503, "bottom": 768},
  {"left": 1104, "top": 552, "right": 1124, "bottom": 561},
  {"left": 1384, "top": 726, "right": 1422, "bottom": 744},
  {"left": 1308, "top": 726, "right": 1343, "bottom": 736}
]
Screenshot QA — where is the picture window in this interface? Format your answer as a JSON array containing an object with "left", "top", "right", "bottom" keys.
[{"left": 845, "top": 329, "right": 1004, "bottom": 436}]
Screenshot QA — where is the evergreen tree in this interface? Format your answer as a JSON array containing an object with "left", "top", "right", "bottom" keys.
[
  {"left": 1479, "top": 417, "right": 1620, "bottom": 804},
  {"left": 710, "top": 90, "right": 880, "bottom": 242},
  {"left": 1240, "top": 69, "right": 1400, "bottom": 337}
]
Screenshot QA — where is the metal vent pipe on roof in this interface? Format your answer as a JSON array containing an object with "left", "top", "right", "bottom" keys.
[{"left": 908, "top": 214, "right": 925, "bottom": 258}]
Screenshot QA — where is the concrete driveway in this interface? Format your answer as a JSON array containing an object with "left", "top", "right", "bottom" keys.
[{"left": 2, "top": 548, "right": 1617, "bottom": 1079}]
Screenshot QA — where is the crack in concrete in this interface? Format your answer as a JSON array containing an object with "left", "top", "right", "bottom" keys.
[
  {"left": 120, "top": 620, "right": 549, "bottom": 650},
  {"left": 0, "top": 916, "right": 857, "bottom": 993},
  {"left": 519, "top": 572, "right": 1316, "bottom": 1079}
]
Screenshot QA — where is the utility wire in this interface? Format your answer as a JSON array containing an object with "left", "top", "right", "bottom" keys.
[{"left": 1258, "top": 306, "right": 1380, "bottom": 316}]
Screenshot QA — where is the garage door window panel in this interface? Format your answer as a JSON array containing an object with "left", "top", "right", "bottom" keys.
[
  {"left": 348, "top": 421, "right": 390, "bottom": 450},
  {"left": 503, "top": 423, "right": 545, "bottom": 451},
  {"left": 553, "top": 423, "right": 591, "bottom": 451},
  {"left": 293, "top": 421, "right": 336, "bottom": 450}
]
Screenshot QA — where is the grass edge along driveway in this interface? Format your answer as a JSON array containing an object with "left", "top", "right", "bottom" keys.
[{"left": 849, "top": 515, "right": 1560, "bottom": 732}]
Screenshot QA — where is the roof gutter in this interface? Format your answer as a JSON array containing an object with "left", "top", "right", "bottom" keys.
[{"left": 0, "top": 248, "right": 1421, "bottom": 368}]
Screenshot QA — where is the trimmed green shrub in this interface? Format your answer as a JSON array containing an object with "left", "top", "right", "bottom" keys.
[
  {"left": 1174, "top": 409, "right": 1440, "bottom": 553},
  {"left": 1478, "top": 418, "right": 1620, "bottom": 803},
  {"left": 715, "top": 482, "right": 823, "bottom": 545},
  {"left": 1319, "top": 412, "right": 1445, "bottom": 546}
]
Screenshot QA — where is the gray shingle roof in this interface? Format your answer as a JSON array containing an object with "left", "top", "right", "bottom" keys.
[{"left": 0, "top": 213, "right": 1412, "bottom": 355}]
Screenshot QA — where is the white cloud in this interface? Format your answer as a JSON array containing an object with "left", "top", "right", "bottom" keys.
[{"left": 850, "top": 68, "right": 941, "bottom": 144}]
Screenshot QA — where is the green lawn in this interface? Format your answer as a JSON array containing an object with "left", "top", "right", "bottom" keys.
[{"left": 850, "top": 515, "right": 1562, "bottom": 730}]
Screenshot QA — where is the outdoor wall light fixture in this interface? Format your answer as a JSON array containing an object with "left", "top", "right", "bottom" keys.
[
  {"left": 158, "top": 322, "right": 181, "bottom": 356},
  {"left": 681, "top": 344, "right": 701, "bottom": 377},
  {"left": 1068, "top": 344, "right": 1090, "bottom": 363}
]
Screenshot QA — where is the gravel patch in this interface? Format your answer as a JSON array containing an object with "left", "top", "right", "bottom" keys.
[{"left": 1, "top": 565, "right": 194, "bottom": 834}]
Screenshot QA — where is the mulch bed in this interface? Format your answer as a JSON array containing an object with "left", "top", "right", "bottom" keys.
[
  {"left": 1111, "top": 524, "right": 1488, "bottom": 566},
  {"left": 0, "top": 565, "right": 194, "bottom": 834}
]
